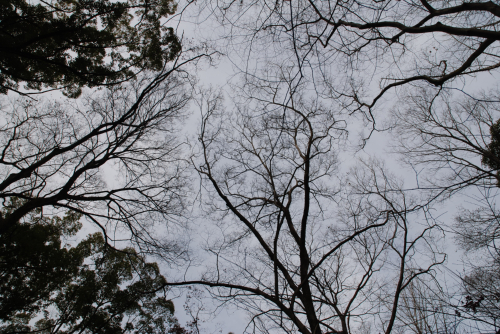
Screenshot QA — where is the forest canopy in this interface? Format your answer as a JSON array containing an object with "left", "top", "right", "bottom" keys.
[
  {"left": 0, "top": 0, "right": 181, "bottom": 97},
  {"left": 2, "top": 0, "right": 500, "bottom": 333},
  {"left": 0, "top": 200, "right": 188, "bottom": 333},
  {"left": 0, "top": 0, "right": 194, "bottom": 331}
]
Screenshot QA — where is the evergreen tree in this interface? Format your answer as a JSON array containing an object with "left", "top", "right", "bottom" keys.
[
  {"left": 482, "top": 119, "right": 500, "bottom": 186},
  {"left": 0, "top": 200, "right": 187, "bottom": 333},
  {"left": 0, "top": 0, "right": 181, "bottom": 97}
]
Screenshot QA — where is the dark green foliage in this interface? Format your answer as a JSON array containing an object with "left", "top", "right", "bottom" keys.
[
  {"left": 0, "top": 0, "right": 181, "bottom": 97},
  {"left": 482, "top": 119, "right": 500, "bottom": 186},
  {"left": 0, "top": 201, "right": 187, "bottom": 333},
  {"left": 0, "top": 205, "right": 83, "bottom": 322}
]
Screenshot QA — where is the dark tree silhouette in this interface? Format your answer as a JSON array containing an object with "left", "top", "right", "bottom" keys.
[
  {"left": 0, "top": 202, "right": 189, "bottom": 333},
  {"left": 482, "top": 119, "right": 500, "bottom": 186},
  {"left": 0, "top": 52, "right": 204, "bottom": 254},
  {"left": 1, "top": 0, "right": 181, "bottom": 97},
  {"left": 164, "top": 80, "right": 445, "bottom": 334}
]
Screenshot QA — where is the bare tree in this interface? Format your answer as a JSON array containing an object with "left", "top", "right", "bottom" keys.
[
  {"left": 186, "top": 0, "right": 500, "bottom": 128},
  {"left": 175, "top": 0, "right": 500, "bottom": 331},
  {"left": 391, "top": 87, "right": 500, "bottom": 197},
  {"left": 164, "top": 76, "right": 446, "bottom": 334},
  {"left": 452, "top": 189, "right": 500, "bottom": 332},
  {"left": 390, "top": 85, "right": 500, "bottom": 332},
  {"left": 393, "top": 274, "right": 469, "bottom": 334},
  {"left": 0, "top": 54, "right": 203, "bottom": 255}
]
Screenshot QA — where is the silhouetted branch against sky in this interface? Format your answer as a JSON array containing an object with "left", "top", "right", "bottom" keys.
[
  {"left": 162, "top": 0, "right": 500, "bottom": 332},
  {"left": 2, "top": 0, "right": 500, "bottom": 333},
  {"left": 0, "top": 48, "right": 210, "bottom": 258}
]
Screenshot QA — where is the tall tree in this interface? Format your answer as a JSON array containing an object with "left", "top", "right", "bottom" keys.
[
  {"left": 391, "top": 87, "right": 500, "bottom": 196},
  {"left": 165, "top": 80, "right": 446, "bottom": 334},
  {"left": 454, "top": 201, "right": 500, "bottom": 332},
  {"left": 1, "top": 0, "right": 181, "bottom": 97},
  {"left": 166, "top": 0, "right": 500, "bottom": 332},
  {"left": 0, "top": 60, "right": 201, "bottom": 255},
  {"left": 188, "top": 0, "right": 500, "bottom": 130},
  {"left": 389, "top": 71, "right": 500, "bottom": 333},
  {"left": 0, "top": 201, "right": 189, "bottom": 334}
]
